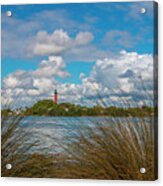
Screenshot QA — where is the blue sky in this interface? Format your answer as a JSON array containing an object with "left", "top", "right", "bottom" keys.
[{"left": 1, "top": 2, "right": 156, "bottom": 107}]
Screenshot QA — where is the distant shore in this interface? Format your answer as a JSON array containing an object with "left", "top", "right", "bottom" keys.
[{"left": 2, "top": 99, "right": 156, "bottom": 117}]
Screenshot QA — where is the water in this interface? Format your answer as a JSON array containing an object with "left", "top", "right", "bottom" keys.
[
  {"left": 4, "top": 116, "right": 153, "bottom": 155},
  {"left": 20, "top": 116, "right": 111, "bottom": 154}
]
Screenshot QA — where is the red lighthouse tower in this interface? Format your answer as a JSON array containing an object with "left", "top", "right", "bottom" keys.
[{"left": 54, "top": 89, "right": 58, "bottom": 104}]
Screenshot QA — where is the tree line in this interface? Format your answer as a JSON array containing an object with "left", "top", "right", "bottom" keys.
[{"left": 2, "top": 99, "right": 155, "bottom": 117}]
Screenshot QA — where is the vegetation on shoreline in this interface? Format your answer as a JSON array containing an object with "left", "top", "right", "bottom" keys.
[{"left": 2, "top": 99, "right": 154, "bottom": 117}]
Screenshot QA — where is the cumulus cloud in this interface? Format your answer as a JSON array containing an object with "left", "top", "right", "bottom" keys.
[
  {"left": 2, "top": 51, "right": 154, "bottom": 108},
  {"left": 32, "top": 56, "right": 70, "bottom": 78},
  {"left": 1, "top": 9, "right": 95, "bottom": 60},
  {"left": 75, "top": 32, "right": 94, "bottom": 45},
  {"left": 31, "top": 29, "right": 94, "bottom": 56},
  {"left": 2, "top": 56, "right": 70, "bottom": 107},
  {"left": 2, "top": 20, "right": 106, "bottom": 62},
  {"left": 81, "top": 50, "right": 154, "bottom": 106}
]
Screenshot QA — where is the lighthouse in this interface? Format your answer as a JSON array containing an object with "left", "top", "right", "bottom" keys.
[{"left": 54, "top": 89, "right": 58, "bottom": 104}]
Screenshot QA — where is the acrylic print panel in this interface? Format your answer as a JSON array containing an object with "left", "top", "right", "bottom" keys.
[{"left": 1, "top": 1, "right": 158, "bottom": 180}]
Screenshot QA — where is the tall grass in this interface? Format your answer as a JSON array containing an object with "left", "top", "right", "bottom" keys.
[
  {"left": 1, "top": 115, "right": 39, "bottom": 177},
  {"left": 61, "top": 118, "right": 155, "bottom": 180},
  {"left": 1, "top": 113, "right": 156, "bottom": 180}
]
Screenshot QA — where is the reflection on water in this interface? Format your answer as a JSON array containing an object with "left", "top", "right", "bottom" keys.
[{"left": 15, "top": 116, "right": 153, "bottom": 154}]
